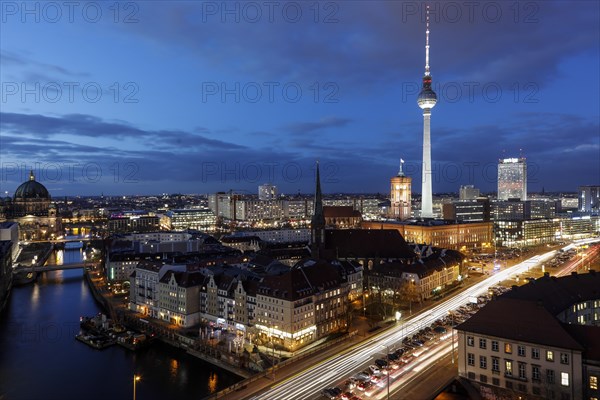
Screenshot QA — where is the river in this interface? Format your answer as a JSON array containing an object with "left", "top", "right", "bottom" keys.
[{"left": 0, "top": 246, "right": 242, "bottom": 400}]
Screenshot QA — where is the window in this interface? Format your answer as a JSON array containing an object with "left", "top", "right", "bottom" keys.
[
  {"left": 506, "top": 381, "right": 513, "bottom": 389},
  {"left": 590, "top": 376, "right": 598, "bottom": 390},
  {"left": 518, "top": 345, "right": 526, "bottom": 357},
  {"left": 492, "top": 377, "right": 500, "bottom": 386},
  {"left": 560, "top": 353, "right": 569, "bottom": 365},
  {"left": 531, "top": 347, "right": 540, "bottom": 359},
  {"left": 492, "top": 340, "right": 499, "bottom": 352},
  {"left": 546, "top": 350, "right": 554, "bottom": 361},
  {"left": 479, "top": 338, "right": 487, "bottom": 349},
  {"left": 480, "top": 356, "right": 487, "bottom": 369},
  {"left": 518, "top": 363, "right": 527, "bottom": 379},
  {"left": 467, "top": 336, "right": 474, "bottom": 346},
  {"left": 505, "top": 360, "right": 513, "bottom": 376},
  {"left": 505, "top": 343, "right": 513, "bottom": 354},
  {"left": 547, "top": 369, "right": 555, "bottom": 384},
  {"left": 480, "top": 374, "right": 487, "bottom": 383},
  {"left": 561, "top": 372, "right": 569, "bottom": 387},
  {"left": 468, "top": 353, "right": 475, "bottom": 366},
  {"left": 532, "top": 365, "right": 541, "bottom": 381},
  {"left": 492, "top": 357, "right": 500, "bottom": 372}
]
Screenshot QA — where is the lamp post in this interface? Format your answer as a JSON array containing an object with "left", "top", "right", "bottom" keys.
[
  {"left": 380, "top": 344, "right": 392, "bottom": 400},
  {"left": 133, "top": 374, "right": 141, "bottom": 400},
  {"left": 449, "top": 312, "right": 455, "bottom": 364}
]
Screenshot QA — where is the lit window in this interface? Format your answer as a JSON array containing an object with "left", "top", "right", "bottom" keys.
[
  {"left": 591, "top": 376, "right": 598, "bottom": 390},
  {"left": 505, "top": 343, "right": 512, "bottom": 354},
  {"left": 505, "top": 360, "right": 513, "bottom": 376},
  {"left": 547, "top": 350, "right": 554, "bottom": 361},
  {"left": 561, "top": 372, "right": 569, "bottom": 387}
]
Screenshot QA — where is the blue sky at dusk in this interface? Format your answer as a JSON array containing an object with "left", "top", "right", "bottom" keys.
[{"left": 0, "top": 1, "right": 598, "bottom": 196}]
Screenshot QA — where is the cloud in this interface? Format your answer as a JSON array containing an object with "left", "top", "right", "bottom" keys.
[
  {"left": 116, "top": 2, "right": 598, "bottom": 92},
  {"left": 284, "top": 116, "right": 353, "bottom": 135},
  {"left": 0, "top": 112, "right": 246, "bottom": 150}
]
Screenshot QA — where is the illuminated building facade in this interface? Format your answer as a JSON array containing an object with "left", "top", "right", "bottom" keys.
[
  {"left": 457, "top": 272, "right": 600, "bottom": 400},
  {"left": 460, "top": 185, "right": 480, "bottom": 200},
  {"left": 258, "top": 184, "right": 277, "bottom": 201},
  {"left": 498, "top": 157, "right": 527, "bottom": 200},
  {"left": 0, "top": 171, "right": 61, "bottom": 240},
  {"left": 389, "top": 160, "right": 412, "bottom": 220},
  {"left": 579, "top": 185, "right": 600, "bottom": 213},
  {"left": 362, "top": 220, "right": 493, "bottom": 251},
  {"left": 163, "top": 208, "right": 217, "bottom": 231}
]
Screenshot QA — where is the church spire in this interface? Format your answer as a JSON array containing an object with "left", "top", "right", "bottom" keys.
[{"left": 311, "top": 161, "right": 325, "bottom": 258}]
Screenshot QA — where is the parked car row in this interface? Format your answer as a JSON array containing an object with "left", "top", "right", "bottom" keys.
[{"left": 321, "top": 287, "right": 515, "bottom": 399}]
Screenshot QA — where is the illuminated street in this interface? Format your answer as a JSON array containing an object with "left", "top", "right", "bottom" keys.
[{"left": 249, "top": 238, "right": 600, "bottom": 400}]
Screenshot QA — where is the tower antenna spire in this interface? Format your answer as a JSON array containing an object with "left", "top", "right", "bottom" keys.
[{"left": 425, "top": 4, "right": 431, "bottom": 76}]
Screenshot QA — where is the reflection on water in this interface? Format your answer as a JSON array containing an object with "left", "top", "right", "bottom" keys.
[
  {"left": 0, "top": 248, "right": 242, "bottom": 400},
  {"left": 208, "top": 372, "right": 218, "bottom": 393},
  {"left": 54, "top": 249, "right": 64, "bottom": 265}
]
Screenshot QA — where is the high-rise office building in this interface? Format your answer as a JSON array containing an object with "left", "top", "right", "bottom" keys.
[
  {"left": 459, "top": 185, "right": 480, "bottom": 200},
  {"left": 258, "top": 184, "right": 277, "bottom": 201},
  {"left": 578, "top": 185, "right": 600, "bottom": 213},
  {"left": 497, "top": 157, "right": 527, "bottom": 200}
]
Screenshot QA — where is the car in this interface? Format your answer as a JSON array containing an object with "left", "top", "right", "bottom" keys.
[
  {"left": 375, "top": 358, "right": 388, "bottom": 368},
  {"left": 368, "top": 365, "right": 381, "bottom": 375},
  {"left": 341, "top": 392, "right": 354, "bottom": 400},
  {"left": 354, "top": 372, "right": 370, "bottom": 381},
  {"left": 343, "top": 379, "right": 356, "bottom": 390},
  {"left": 321, "top": 388, "right": 339, "bottom": 399},
  {"left": 370, "top": 374, "right": 381, "bottom": 384},
  {"left": 388, "top": 352, "right": 399, "bottom": 361},
  {"left": 356, "top": 380, "right": 373, "bottom": 391}
]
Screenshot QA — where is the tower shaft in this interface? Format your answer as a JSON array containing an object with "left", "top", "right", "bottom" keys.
[{"left": 421, "top": 110, "right": 433, "bottom": 218}]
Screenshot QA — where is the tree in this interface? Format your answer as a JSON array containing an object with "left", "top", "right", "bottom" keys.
[{"left": 398, "top": 280, "right": 421, "bottom": 313}]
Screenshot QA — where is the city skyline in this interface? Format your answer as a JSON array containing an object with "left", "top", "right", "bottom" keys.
[{"left": 1, "top": 1, "right": 599, "bottom": 196}]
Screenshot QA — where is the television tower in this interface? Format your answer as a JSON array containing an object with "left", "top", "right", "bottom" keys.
[{"left": 417, "top": 5, "right": 437, "bottom": 218}]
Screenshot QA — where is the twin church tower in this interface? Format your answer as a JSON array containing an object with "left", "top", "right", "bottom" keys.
[{"left": 391, "top": 5, "right": 437, "bottom": 220}]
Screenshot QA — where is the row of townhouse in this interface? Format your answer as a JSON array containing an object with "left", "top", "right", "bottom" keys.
[{"left": 129, "top": 258, "right": 363, "bottom": 350}]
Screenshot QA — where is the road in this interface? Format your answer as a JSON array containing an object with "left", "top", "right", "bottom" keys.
[{"left": 247, "top": 238, "right": 600, "bottom": 400}]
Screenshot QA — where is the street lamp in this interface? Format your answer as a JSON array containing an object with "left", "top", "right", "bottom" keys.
[
  {"left": 380, "top": 344, "right": 392, "bottom": 400},
  {"left": 133, "top": 374, "right": 141, "bottom": 400}
]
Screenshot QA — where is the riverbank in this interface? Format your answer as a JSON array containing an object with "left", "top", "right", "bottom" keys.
[{"left": 0, "top": 264, "right": 243, "bottom": 400}]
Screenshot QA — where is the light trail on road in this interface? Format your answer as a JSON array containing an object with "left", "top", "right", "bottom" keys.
[{"left": 251, "top": 238, "right": 600, "bottom": 400}]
